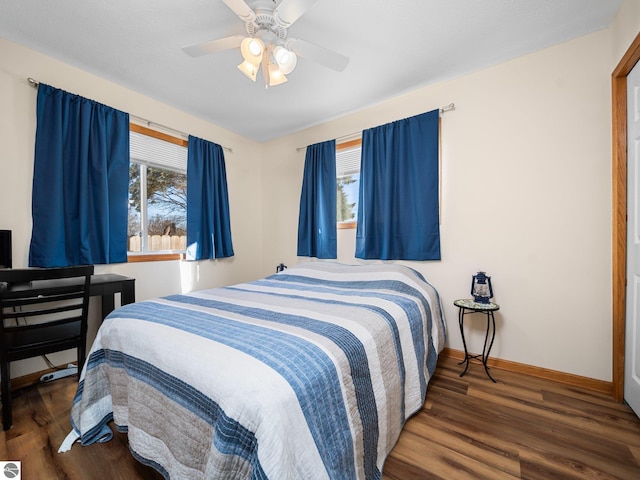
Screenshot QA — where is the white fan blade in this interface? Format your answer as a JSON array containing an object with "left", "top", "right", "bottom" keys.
[
  {"left": 182, "top": 35, "right": 245, "bottom": 57},
  {"left": 274, "top": 0, "right": 319, "bottom": 27},
  {"left": 288, "top": 38, "right": 349, "bottom": 72},
  {"left": 222, "top": 0, "right": 255, "bottom": 22}
]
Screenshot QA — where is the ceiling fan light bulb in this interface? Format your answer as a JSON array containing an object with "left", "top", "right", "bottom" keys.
[
  {"left": 274, "top": 46, "right": 289, "bottom": 64},
  {"left": 237, "top": 60, "right": 258, "bottom": 81},
  {"left": 268, "top": 64, "right": 288, "bottom": 86},
  {"left": 274, "top": 46, "right": 297, "bottom": 74},
  {"left": 248, "top": 39, "right": 262, "bottom": 56},
  {"left": 240, "top": 37, "right": 264, "bottom": 65}
]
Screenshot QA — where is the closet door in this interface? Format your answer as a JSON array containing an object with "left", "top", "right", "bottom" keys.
[{"left": 625, "top": 59, "right": 640, "bottom": 416}]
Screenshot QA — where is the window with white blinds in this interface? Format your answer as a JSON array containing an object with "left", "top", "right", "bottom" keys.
[
  {"left": 336, "top": 144, "right": 361, "bottom": 177},
  {"left": 130, "top": 130, "right": 187, "bottom": 173},
  {"left": 128, "top": 126, "right": 188, "bottom": 255},
  {"left": 336, "top": 140, "right": 361, "bottom": 226}
]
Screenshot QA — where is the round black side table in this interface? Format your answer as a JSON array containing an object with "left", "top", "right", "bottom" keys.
[{"left": 454, "top": 298, "right": 500, "bottom": 382}]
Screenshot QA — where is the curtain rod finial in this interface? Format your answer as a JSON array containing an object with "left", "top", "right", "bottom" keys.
[
  {"left": 439, "top": 103, "right": 455, "bottom": 114},
  {"left": 27, "top": 77, "right": 39, "bottom": 88}
]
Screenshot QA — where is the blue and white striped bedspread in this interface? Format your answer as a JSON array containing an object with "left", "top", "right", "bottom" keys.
[{"left": 63, "top": 262, "right": 446, "bottom": 479}]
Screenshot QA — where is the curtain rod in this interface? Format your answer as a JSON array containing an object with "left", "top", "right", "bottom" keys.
[
  {"left": 295, "top": 102, "right": 455, "bottom": 152},
  {"left": 27, "top": 77, "right": 233, "bottom": 154}
]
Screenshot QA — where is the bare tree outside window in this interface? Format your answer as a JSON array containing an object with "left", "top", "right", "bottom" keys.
[
  {"left": 337, "top": 175, "right": 357, "bottom": 222},
  {"left": 128, "top": 163, "right": 187, "bottom": 252}
]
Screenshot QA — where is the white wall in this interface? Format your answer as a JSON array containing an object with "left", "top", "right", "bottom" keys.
[
  {"left": 261, "top": 28, "right": 616, "bottom": 381},
  {"left": 612, "top": 0, "right": 640, "bottom": 62},
  {"left": 0, "top": 37, "right": 264, "bottom": 377}
]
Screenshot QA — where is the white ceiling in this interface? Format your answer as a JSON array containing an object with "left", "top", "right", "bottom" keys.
[{"left": 0, "top": 0, "right": 622, "bottom": 142}]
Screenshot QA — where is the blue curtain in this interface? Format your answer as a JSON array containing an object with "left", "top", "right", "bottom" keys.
[
  {"left": 29, "top": 84, "right": 130, "bottom": 267},
  {"left": 186, "top": 135, "right": 234, "bottom": 260},
  {"left": 297, "top": 140, "right": 337, "bottom": 259},
  {"left": 355, "top": 109, "right": 440, "bottom": 260}
]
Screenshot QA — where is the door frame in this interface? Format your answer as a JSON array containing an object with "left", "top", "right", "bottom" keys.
[{"left": 613, "top": 32, "right": 640, "bottom": 401}]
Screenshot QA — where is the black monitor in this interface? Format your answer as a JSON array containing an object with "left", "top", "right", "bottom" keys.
[{"left": 0, "top": 230, "right": 11, "bottom": 269}]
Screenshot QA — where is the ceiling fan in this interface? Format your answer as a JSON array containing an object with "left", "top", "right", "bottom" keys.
[{"left": 182, "top": 0, "right": 349, "bottom": 87}]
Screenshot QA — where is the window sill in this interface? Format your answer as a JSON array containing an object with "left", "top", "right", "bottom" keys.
[
  {"left": 127, "top": 253, "right": 185, "bottom": 263},
  {"left": 338, "top": 222, "right": 357, "bottom": 230}
]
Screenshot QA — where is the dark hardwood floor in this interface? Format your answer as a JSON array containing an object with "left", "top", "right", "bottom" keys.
[{"left": 2, "top": 355, "right": 640, "bottom": 479}]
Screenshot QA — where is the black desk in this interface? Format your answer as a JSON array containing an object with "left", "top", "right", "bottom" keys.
[
  {"left": 6, "top": 273, "right": 135, "bottom": 321},
  {"left": 88, "top": 274, "right": 136, "bottom": 320}
]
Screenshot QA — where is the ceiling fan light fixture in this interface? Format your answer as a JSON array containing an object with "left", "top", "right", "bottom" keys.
[
  {"left": 184, "top": 0, "right": 351, "bottom": 88},
  {"left": 240, "top": 37, "right": 264, "bottom": 65},
  {"left": 237, "top": 60, "right": 259, "bottom": 81},
  {"left": 268, "top": 64, "right": 288, "bottom": 86},
  {"left": 273, "top": 46, "right": 297, "bottom": 74}
]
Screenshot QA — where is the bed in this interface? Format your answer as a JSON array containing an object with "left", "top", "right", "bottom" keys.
[{"left": 60, "top": 261, "right": 446, "bottom": 479}]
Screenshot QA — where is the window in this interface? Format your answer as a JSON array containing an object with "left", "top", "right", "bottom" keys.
[
  {"left": 336, "top": 138, "right": 361, "bottom": 229},
  {"left": 128, "top": 124, "right": 188, "bottom": 260}
]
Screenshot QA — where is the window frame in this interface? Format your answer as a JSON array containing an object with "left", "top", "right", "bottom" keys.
[
  {"left": 127, "top": 123, "right": 188, "bottom": 263},
  {"left": 336, "top": 138, "right": 362, "bottom": 230}
]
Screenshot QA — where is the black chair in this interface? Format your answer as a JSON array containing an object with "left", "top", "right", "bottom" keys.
[{"left": 0, "top": 265, "right": 94, "bottom": 430}]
